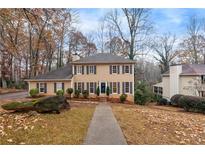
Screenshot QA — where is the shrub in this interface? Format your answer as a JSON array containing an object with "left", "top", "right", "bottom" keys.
[
  {"left": 82, "top": 90, "right": 89, "bottom": 98},
  {"left": 74, "top": 89, "right": 80, "bottom": 98},
  {"left": 56, "top": 90, "right": 64, "bottom": 96},
  {"left": 178, "top": 95, "right": 205, "bottom": 113},
  {"left": 96, "top": 86, "right": 100, "bottom": 96},
  {"left": 170, "top": 94, "right": 184, "bottom": 107},
  {"left": 134, "top": 81, "right": 153, "bottom": 105},
  {"left": 29, "top": 88, "right": 39, "bottom": 98},
  {"left": 14, "top": 81, "right": 27, "bottom": 89},
  {"left": 106, "top": 86, "right": 110, "bottom": 96},
  {"left": 120, "top": 94, "right": 127, "bottom": 103},
  {"left": 1, "top": 101, "right": 35, "bottom": 111},
  {"left": 66, "top": 88, "right": 73, "bottom": 98},
  {"left": 157, "top": 98, "right": 168, "bottom": 105}
]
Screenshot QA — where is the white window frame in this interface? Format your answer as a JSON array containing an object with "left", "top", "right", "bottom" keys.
[
  {"left": 90, "top": 82, "right": 94, "bottom": 94},
  {"left": 112, "top": 82, "right": 117, "bottom": 94},
  {"left": 39, "top": 83, "right": 45, "bottom": 93},
  {"left": 112, "top": 65, "right": 117, "bottom": 74},
  {"left": 56, "top": 82, "right": 63, "bottom": 91},
  {"left": 125, "top": 65, "right": 130, "bottom": 73},
  {"left": 77, "top": 82, "right": 82, "bottom": 93},
  {"left": 89, "top": 65, "right": 94, "bottom": 74},
  {"left": 77, "top": 65, "right": 82, "bottom": 74},
  {"left": 125, "top": 82, "right": 129, "bottom": 93}
]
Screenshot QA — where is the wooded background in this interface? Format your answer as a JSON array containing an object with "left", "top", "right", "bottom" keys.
[{"left": 0, "top": 8, "right": 205, "bottom": 88}]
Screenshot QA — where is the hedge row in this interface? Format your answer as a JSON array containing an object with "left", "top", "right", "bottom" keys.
[{"left": 171, "top": 94, "right": 205, "bottom": 114}]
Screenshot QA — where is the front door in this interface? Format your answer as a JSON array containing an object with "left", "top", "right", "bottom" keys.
[{"left": 101, "top": 82, "right": 106, "bottom": 94}]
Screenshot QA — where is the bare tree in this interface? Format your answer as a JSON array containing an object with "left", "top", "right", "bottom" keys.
[
  {"left": 106, "top": 9, "right": 152, "bottom": 60},
  {"left": 151, "top": 33, "right": 177, "bottom": 73}
]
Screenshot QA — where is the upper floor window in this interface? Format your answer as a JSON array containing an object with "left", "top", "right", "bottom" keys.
[
  {"left": 77, "top": 65, "right": 82, "bottom": 74},
  {"left": 125, "top": 65, "right": 130, "bottom": 73},
  {"left": 112, "top": 65, "right": 117, "bottom": 73},
  {"left": 89, "top": 65, "right": 94, "bottom": 74}
]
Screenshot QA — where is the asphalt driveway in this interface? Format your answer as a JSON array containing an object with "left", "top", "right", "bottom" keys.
[{"left": 0, "top": 91, "right": 28, "bottom": 100}]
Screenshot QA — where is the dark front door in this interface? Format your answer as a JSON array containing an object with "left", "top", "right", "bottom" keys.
[{"left": 101, "top": 82, "right": 106, "bottom": 94}]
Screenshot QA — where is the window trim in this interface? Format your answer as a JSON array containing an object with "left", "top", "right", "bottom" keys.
[
  {"left": 77, "top": 82, "right": 82, "bottom": 93},
  {"left": 112, "top": 82, "right": 117, "bottom": 94},
  {"left": 56, "top": 82, "right": 63, "bottom": 91},
  {"left": 77, "top": 65, "right": 82, "bottom": 74},
  {"left": 89, "top": 82, "right": 94, "bottom": 94},
  {"left": 39, "top": 83, "right": 45, "bottom": 93},
  {"left": 89, "top": 65, "right": 94, "bottom": 74},
  {"left": 125, "top": 82, "right": 129, "bottom": 93},
  {"left": 112, "top": 65, "right": 117, "bottom": 74},
  {"left": 125, "top": 65, "right": 130, "bottom": 73}
]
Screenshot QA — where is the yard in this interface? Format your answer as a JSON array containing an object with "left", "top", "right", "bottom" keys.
[
  {"left": 0, "top": 101, "right": 96, "bottom": 144},
  {"left": 112, "top": 103, "right": 205, "bottom": 145}
]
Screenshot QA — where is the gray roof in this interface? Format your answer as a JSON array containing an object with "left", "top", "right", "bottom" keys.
[
  {"left": 72, "top": 53, "right": 135, "bottom": 64},
  {"left": 163, "top": 64, "right": 205, "bottom": 76},
  {"left": 27, "top": 64, "right": 72, "bottom": 81}
]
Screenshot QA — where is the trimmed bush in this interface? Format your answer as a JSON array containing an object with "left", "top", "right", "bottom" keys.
[
  {"left": 178, "top": 95, "right": 205, "bottom": 113},
  {"left": 74, "top": 89, "right": 80, "bottom": 98},
  {"left": 96, "top": 86, "right": 100, "bottom": 96},
  {"left": 56, "top": 90, "right": 64, "bottom": 96},
  {"left": 29, "top": 88, "right": 39, "bottom": 98},
  {"left": 66, "top": 88, "right": 73, "bottom": 98},
  {"left": 106, "top": 86, "right": 110, "bottom": 96},
  {"left": 170, "top": 94, "right": 183, "bottom": 107},
  {"left": 82, "top": 90, "right": 89, "bottom": 99},
  {"left": 120, "top": 94, "right": 127, "bottom": 103},
  {"left": 157, "top": 98, "right": 168, "bottom": 105}
]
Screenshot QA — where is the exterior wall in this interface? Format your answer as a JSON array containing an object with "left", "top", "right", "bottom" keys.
[
  {"left": 170, "top": 65, "right": 182, "bottom": 97},
  {"left": 72, "top": 64, "right": 134, "bottom": 102},
  {"left": 28, "top": 81, "right": 71, "bottom": 95},
  {"left": 162, "top": 76, "right": 170, "bottom": 98},
  {"left": 179, "top": 76, "right": 200, "bottom": 96}
]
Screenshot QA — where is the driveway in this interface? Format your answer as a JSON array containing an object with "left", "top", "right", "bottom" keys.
[{"left": 0, "top": 91, "right": 28, "bottom": 100}]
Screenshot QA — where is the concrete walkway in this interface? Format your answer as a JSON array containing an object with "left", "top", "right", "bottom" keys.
[{"left": 84, "top": 103, "right": 127, "bottom": 145}]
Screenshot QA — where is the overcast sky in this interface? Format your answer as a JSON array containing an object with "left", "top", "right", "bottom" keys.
[{"left": 77, "top": 8, "right": 205, "bottom": 38}]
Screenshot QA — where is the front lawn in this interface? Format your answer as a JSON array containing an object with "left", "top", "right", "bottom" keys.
[
  {"left": 0, "top": 102, "right": 95, "bottom": 144},
  {"left": 112, "top": 103, "right": 205, "bottom": 144}
]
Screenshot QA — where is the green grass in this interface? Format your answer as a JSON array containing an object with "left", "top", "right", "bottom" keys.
[{"left": 0, "top": 106, "right": 95, "bottom": 144}]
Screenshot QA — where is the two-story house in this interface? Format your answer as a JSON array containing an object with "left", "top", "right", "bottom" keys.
[
  {"left": 26, "top": 53, "right": 135, "bottom": 102},
  {"left": 153, "top": 64, "right": 205, "bottom": 99}
]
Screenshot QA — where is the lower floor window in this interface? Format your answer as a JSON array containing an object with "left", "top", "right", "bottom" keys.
[
  {"left": 56, "top": 83, "right": 62, "bottom": 91},
  {"left": 112, "top": 82, "right": 117, "bottom": 93},
  {"left": 78, "top": 82, "right": 82, "bottom": 92},
  {"left": 40, "top": 83, "right": 45, "bottom": 93},
  {"left": 90, "top": 82, "right": 94, "bottom": 93},
  {"left": 125, "top": 82, "right": 129, "bottom": 93}
]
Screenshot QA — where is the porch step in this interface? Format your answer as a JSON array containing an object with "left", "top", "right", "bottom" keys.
[{"left": 99, "top": 97, "right": 108, "bottom": 102}]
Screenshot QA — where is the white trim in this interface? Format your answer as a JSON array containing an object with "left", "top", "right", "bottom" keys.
[
  {"left": 39, "top": 82, "right": 45, "bottom": 93},
  {"left": 112, "top": 82, "right": 118, "bottom": 94}
]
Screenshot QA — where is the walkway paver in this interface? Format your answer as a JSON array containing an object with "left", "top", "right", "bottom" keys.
[{"left": 84, "top": 103, "right": 127, "bottom": 145}]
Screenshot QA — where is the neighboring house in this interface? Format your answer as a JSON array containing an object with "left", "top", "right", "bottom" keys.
[
  {"left": 26, "top": 53, "right": 135, "bottom": 102},
  {"left": 153, "top": 64, "right": 205, "bottom": 99}
]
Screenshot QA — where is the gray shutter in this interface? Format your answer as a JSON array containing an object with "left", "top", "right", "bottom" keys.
[
  {"left": 118, "top": 82, "right": 120, "bottom": 94},
  {"left": 74, "top": 65, "right": 77, "bottom": 74},
  {"left": 110, "top": 65, "right": 112, "bottom": 74},
  {"left": 94, "top": 82, "right": 96, "bottom": 94},
  {"left": 130, "top": 82, "right": 132, "bottom": 94},
  {"left": 82, "top": 82, "right": 84, "bottom": 92},
  {"left": 44, "top": 83, "right": 47, "bottom": 93},
  {"left": 82, "top": 66, "right": 84, "bottom": 74},
  {"left": 74, "top": 82, "right": 77, "bottom": 91},
  {"left": 110, "top": 82, "right": 112, "bottom": 94},
  {"left": 54, "top": 83, "right": 56, "bottom": 93},
  {"left": 36, "top": 83, "right": 39, "bottom": 89},
  {"left": 117, "top": 65, "right": 120, "bottom": 74},
  {"left": 122, "top": 65, "right": 124, "bottom": 74},
  {"left": 130, "top": 65, "right": 132, "bottom": 74},
  {"left": 94, "top": 65, "right": 96, "bottom": 74},
  {"left": 122, "top": 82, "right": 125, "bottom": 94},
  {"left": 62, "top": 83, "right": 64, "bottom": 92},
  {"left": 87, "top": 65, "right": 89, "bottom": 74},
  {"left": 87, "top": 82, "right": 89, "bottom": 93}
]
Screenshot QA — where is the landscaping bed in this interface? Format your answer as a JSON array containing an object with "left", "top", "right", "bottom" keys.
[
  {"left": 0, "top": 101, "right": 95, "bottom": 144},
  {"left": 112, "top": 103, "right": 205, "bottom": 145}
]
